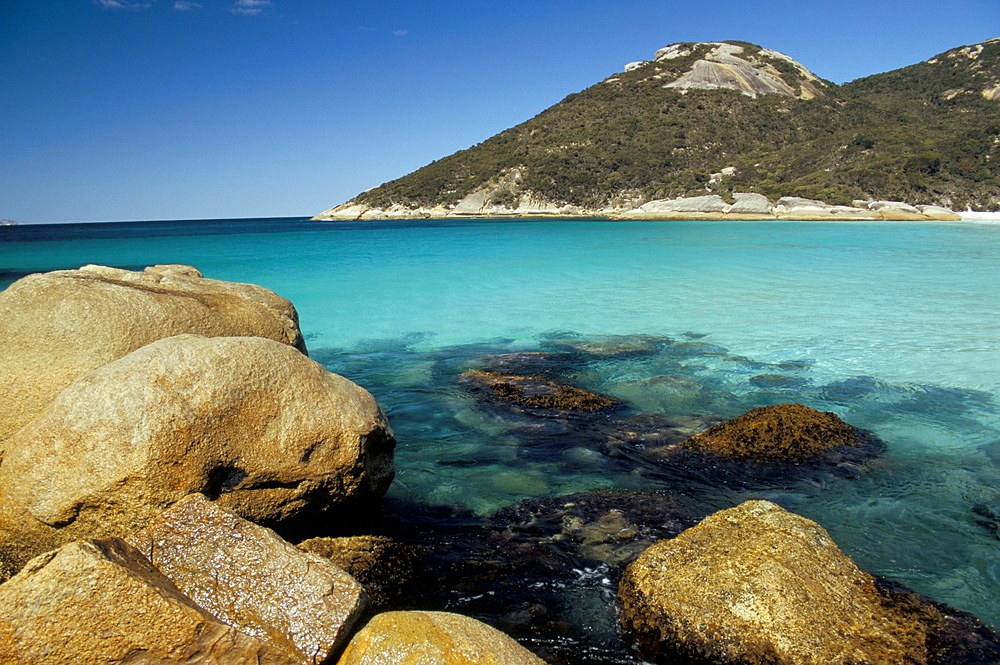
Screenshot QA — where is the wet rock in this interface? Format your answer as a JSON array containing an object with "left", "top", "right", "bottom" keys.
[
  {"left": 334, "top": 610, "right": 546, "bottom": 665},
  {"left": 368, "top": 492, "right": 696, "bottom": 664},
  {"left": 128, "top": 494, "right": 367, "bottom": 663},
  {"left": 490, "top": 490, "right": 698, "bottom": 567},
  {"left": 297, "top": 535, "right": 417, "bottom": 608},
  {"left": 680, "top": 402, "right": 869, "bottom": 460},
  {"left": 872, "top": 577, "right": 1000, "bottom": 665},
  {"left": 619, "top": 501, "right": 933, "bottom": 664},
  {"left": 0, "top": 335, "right": 395, "bottom": 558},
  {"left": 459, "top": 370, "right": 618, "bottom": 414},
  {"left": 0, "top": 538, "right": 296, "bottom": 665},
  {"left": 0, "top": 264, "right": 305, "bottom": 445},
  {"left": 467, "top": 350, "right": 580, "bottom": 375}
]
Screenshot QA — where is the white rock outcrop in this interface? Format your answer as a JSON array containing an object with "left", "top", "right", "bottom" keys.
[
  {"left": 730, "top": 192, "right": 772, "bottom": 214},
  {"left": 661, "top": 43, "right": 825, "bottom": 99},
  {"left": 635, "top": 195, "right": 729, "bottom": 213}
]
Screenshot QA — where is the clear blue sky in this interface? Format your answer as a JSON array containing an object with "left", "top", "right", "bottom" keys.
[{"left": 2, "top": 1, "right": 998, "bottom": 223}]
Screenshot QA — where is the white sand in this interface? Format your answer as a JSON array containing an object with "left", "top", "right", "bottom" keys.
[{"left": 960, "top": 211, "right": 1000, "bottom": 222}]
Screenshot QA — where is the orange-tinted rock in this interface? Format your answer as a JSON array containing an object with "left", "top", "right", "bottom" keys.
[
  {"left": 334, "top": 611, "right": 546, "bottom": 665},
  {"left": 0, "top": 335, "right": 395, "bottom": 557},
  {"left": 618, "top": 500, "right": 930, "bottom": 664},
  {"left": 0, "top": 538, "right": 296, "bottom": 665},
  {"left": 128, "top": 494, "right": 367, "bottom": 664},
  {"left": 681, "top": 402, "right": 861, "bottom": 460},
  {"left": 0, "top": 264, "right": 305, "bottom": 445}
]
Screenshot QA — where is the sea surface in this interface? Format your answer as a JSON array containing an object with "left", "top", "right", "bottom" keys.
[{"left": 3, "top": 217, "right": 1000, "bottom": 655}]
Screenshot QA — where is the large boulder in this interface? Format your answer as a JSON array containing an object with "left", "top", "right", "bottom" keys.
[
  {"left": 0, "top": 538, "right": 297, "bottom": 665},
  {"left": 636, "top": 195, "right": 729, "bottom": 213},
  {"left": 0, "top": 334, "right": 395, "bottom": 556},
  {"left": 0, "top": 264, "right": 306, "bottom": 445},
  {"left": 618, "top": 500, "right": 930, "bottom": 664},
  {"left": 334, "top": 611, "right": 546, "bottom": 665},
  {"left": 128, "top": 494, "right": 368, "bottom": 664},
  {"left": 730, "top": 192, "right": 773, "bottom": 214},
  {"left": 680, "top": 402, "right": 864, "bottom": 460}
]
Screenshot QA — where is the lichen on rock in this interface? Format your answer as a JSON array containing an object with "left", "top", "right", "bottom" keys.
[
  {"left": 618, "top": 500, "right": 933, "bottom": 664},
  {"left": 680, "top": 402, "right": 864, "bottom": 460}
]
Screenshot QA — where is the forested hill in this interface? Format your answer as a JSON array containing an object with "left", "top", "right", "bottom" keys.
[{"left": 318, "top": 39, "right": 1000, "bottom": 218}]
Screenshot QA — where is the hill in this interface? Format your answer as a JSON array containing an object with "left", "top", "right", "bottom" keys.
[{"left": 316, "top": 39, "right": 1000, "bottom": 220}]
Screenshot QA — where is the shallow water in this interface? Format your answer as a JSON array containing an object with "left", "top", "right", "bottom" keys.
[{"left": 3, "top": 217, "right": 1000, "bottom": 642}]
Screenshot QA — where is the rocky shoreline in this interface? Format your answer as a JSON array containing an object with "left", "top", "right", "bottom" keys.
[
  {"left": 313, "top": 194, "right": 965, "bottom": 222},
  {"left": 1, "top": 265, "right": 998, "bottom": 664}
]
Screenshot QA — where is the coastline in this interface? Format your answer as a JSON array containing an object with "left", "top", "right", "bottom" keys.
[
  {"left": 312, "top": 195, "right": 979, "bottom": 223},
  {"left": 312, "top": 210, "right": 970, "bottom": 222}
]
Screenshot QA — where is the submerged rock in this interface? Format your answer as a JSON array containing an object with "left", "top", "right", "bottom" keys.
[
  {"left": 366, "top": 491, "right": 696, "bottom": 664},
  {"left": 0, "top": 538, "right": 297, "bottom": 665},
  {"left": 459, "top": 369, "right": 618, "bottom": 414},
  {"left": 489, "top": 490, "right": 698, "bottom": 567},
  {"left": 460, "top": 353, "right": 881, "bottom": 490},
  {"left": 618, "top": 500, "right": 1000, "bottom": 665},
  {"left": 680, "top": 402, "right": 865, "bottom": 460},
  {"left": 0, "top": 264, "right": 305, "bottom": 445},
  {"left": 973, "top": 494, "right": 1000, "bottom": 540},
  {"left": 542, "top": 334, "right": 673, "bottom": 358},
  {"left": 611, "top": 404, "right": 884, "bottom": 490},
  {"left": 335, "top": 610, "right": 546, "bottom": 665},
  {"left": 0, "top": 334, "right": 395, "bottom": 558},
  {"left": 128, "top": 494, "right": 368, "bottom": 664}
]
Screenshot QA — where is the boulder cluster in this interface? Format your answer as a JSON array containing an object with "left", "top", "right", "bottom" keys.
[
  {"left": 1, "top": 266, "right": 997, "bottom": 664},
  {"left": 0, "top": 265, "right": 542, "bottom": 664}
]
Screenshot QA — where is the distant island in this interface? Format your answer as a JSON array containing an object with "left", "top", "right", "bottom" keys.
[
  {"left": 0, "top": 219, "right": 20, "bottom": 226},
  {"left": 315, "top": 39, "right": 1000, "bottom": 221}
]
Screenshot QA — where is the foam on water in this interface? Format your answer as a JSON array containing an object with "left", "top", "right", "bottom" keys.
[{"left": 3, "top": 217, "right": 1000, "bottom": 634}]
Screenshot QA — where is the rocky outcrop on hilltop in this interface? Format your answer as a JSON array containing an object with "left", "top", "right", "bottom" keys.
[
  {"left": 317, "top": 38, "right": 1000, "bottom": 218},
  {"left": 0, "top": 264, "right": 306, "bottom": 445},
  {"left": 0, "top": 334, "right": 395, "bottom": 558},
  {"left": 655, "top": 42, "right": 828, "bottom": 99}
]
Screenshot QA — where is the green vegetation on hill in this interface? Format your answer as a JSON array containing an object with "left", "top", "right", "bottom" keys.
[{"left": 352, "top": 40, "right": 1000, "bottom": 212}]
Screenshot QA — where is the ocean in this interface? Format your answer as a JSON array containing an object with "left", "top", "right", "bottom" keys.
[{"left": 3, "top": 217, "right": 999, "bottom": 657}]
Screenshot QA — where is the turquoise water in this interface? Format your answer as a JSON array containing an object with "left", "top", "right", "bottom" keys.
[{"left": 3, "top": 217, "right": 1000, "bottom": 630}]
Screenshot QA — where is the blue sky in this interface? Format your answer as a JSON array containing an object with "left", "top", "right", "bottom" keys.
[{"left": 2, "top": 1, "right": 998, "bottom": 223}]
